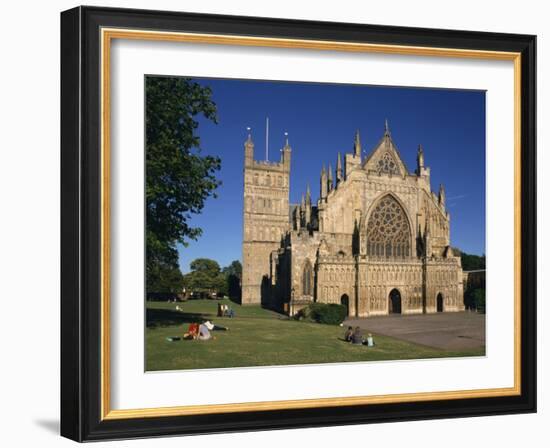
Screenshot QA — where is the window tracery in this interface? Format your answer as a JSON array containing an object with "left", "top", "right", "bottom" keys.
[
  {"left": 376, "top": 152, "right": 399, "bottom": 175},
  {"left": 367, "top": 195, "right": 411, "bottom": 257}
]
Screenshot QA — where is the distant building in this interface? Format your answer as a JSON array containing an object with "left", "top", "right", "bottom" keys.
[{"left": 242, "top": 122, "right": 464, "bottom": 317}]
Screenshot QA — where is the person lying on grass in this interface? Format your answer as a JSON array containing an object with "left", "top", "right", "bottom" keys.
[{"left": 203, "top": 320, "right": 229, "bottom": 331}]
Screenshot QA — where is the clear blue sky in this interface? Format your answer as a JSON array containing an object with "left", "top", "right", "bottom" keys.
[{"left": 178, "top": 78, "right": 486, "bottom": 273}]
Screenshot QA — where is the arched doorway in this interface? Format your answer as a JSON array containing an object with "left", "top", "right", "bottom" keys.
[
  {"left": 437, "top": 293, "right": 444, "bottom": 312},
  {"left": 340, "top": 294, "right": 350, "bottom": 316},
  {"left": 389, "top": 289, "right": 402, "bottom": 314}
]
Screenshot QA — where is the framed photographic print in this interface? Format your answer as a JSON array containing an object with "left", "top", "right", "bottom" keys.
[{"left": 60, "top": 6, "right": 536, "bottom": 441}]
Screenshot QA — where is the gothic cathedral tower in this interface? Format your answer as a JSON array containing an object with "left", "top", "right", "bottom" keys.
[{"left": 241, "top": 131, "right": 291, "bottom": 304}]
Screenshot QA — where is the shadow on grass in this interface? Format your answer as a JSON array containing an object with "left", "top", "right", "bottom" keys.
[
  {"left": 227, "top": 296, "right": 241, "bottom": 306},
  {"left": 147, "top": 308, "right": 215, "bottom": 329}
]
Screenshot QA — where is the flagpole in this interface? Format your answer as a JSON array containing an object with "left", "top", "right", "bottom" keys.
[{"left": 265, "top": 116, "right": 269, "bottom": 161}]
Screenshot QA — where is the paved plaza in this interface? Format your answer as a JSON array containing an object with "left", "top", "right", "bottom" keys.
[{"left": 345, "top": 311, "right": 485, "bottom": 351}]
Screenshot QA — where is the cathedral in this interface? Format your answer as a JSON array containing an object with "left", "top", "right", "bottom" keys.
[{"left": 241, "top": 122, "right": 464, "bottom": 317}]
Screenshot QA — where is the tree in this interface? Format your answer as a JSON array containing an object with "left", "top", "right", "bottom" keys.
[
  {"left": 145, "top": 77, "right": 220, "bottom": 294},
  {"left": 454, "top": 248, "right": 486, "bottom": 271},
  {"left": 190, "top": 258, "right": 222, "bottom": 276},
  {"left": 222, "top": 260, "right": 242, "bottom": 299},
  {"left": 472, "top": 289, "right": 486, "bottom": 313},
  {"left": 182, "top": 258, "right": 225, "bottom": 296},
  {"left": 147, "top": 264, "right": 184, "bottom": 295}
]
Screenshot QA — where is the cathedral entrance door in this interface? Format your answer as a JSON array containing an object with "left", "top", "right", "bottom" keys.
[
  {"left": 437, "top": 293, "right": 444, "bottom": 312},
  {"left": 340, "top": 294, "right": 350, "bottom": 316},
  {"left": 388, "top": 289, "right": 402, "bottom": 314}
]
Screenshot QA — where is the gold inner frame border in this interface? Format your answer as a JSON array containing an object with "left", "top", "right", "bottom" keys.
[{"left": 100, "top": 27, "right": 522, "bottom": 421}]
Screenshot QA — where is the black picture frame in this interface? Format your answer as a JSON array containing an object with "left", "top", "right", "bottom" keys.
[{"left": 61, "top": 5, "right": 536, "bottom": 442}]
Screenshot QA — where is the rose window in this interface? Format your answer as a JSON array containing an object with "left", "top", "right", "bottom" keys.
[{"left": 367, "top": 195, "right": 411, "bottom": 257}]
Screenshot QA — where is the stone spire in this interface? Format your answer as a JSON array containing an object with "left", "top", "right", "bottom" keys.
[
  {"left": 416, "top": 144, "right": 424, "bottom": 174},
  {"left": 300, "top": 193, "right": 305, "bottom": 229},
  {"left": 439, "top": 183, "right": 446, "bottom": 208},
  {"left": 336, "top": 152, "right": 343, "bottom": 185},
  {"left": 294, "top": 207, "right": 300, "bottom": 230},
  {"left": 320, "top": 165, "right": 327, "bottom": 200},
  {"left": 354, "top": 129, "right": 361, "bottom": 158},
  {"left": 305, "top": 184, "right": 311, "bottom": 227},
  {"left": 384, "top": 118, "right": 390, "bottom": 137},
  {"left": 328, "top": 163, "right": 334, "bottom": 191},
  {"left": 244, "top": 126, "right": 254, "bottom": 166},
  {"left": 281, "top": 132, "right": 291, "bottom": 171}
]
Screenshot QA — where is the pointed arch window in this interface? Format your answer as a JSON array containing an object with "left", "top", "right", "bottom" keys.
[
  {"left": 367, "top": 195, "right": 411, "bottom": 257},
  {"left": 302, "top": 259, "right": 313, "bottom": 296}
]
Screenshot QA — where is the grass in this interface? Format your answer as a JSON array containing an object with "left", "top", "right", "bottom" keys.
[{"left": 146, "top": 299, "right": 485, "bottom": 371}]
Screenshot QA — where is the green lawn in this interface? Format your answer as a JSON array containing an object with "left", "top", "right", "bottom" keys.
[{"left": 146, "top": 299, "right": 484, "bottom": 371}]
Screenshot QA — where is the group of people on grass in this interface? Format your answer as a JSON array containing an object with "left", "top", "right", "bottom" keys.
[
  {"left": 174, "top": 302, "right": 236, "bottom": 342},
  {"left": 217, "top": 303, "right": 235, "bottom": 318},
  {"left": 178, "top": 303, "right": 374, "bottom": 346},
  {"left": 344, "top": 326, "right": 375, "bottom": 347},
  {"left": 183, "top": 320, "right": 229, "bottom": 341}
]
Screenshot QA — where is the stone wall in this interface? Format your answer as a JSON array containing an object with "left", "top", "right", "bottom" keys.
[
  {"left": 363, "top": 258, "right": 424, "bottom": 316},
  {"left": 425, "top": 257, "right": 464, "bottom": 313}
]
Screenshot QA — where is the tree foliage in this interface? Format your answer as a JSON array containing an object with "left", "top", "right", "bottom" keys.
[
  {"left": 472, "top": 288, "right": 486, "bottom": 313},
  {"left": 147, "top": 264, "right": 184, "bottom": 295},
  {"left": 453, "top": 248, "right": 486, "bottom": 271},
  {"left": 461, "top": 253, "right": 485, "bottom": 271},
  {"left": 465, "top": 288, "right": 486, "bottom": 313},
  {"left": 190, "top": 258, "right": 222, "bottom": 276},
  {"left": 183, "top": 258, "right": 242, "bottom": 298},
  {"left": 182, "top": 258, "right": 225, "bottom": 295},
  {"left": 222, "top": 260, "right": 242, "bottom": 299},
  {"left": 296, "top": 303, "right": 347, "bottom": 325},
  {"left": 145, "top": 76, "right": 220, "bottom": 293}
]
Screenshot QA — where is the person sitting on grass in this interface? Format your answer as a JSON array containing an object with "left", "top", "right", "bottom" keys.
[
  {"left": 198, "top": 323, "right": 215, "bottom": 341},
  {"left": 203, "top": 320, "right": 229, "bottom": 331},
  {"left": 366, "top": 333, "right": 375, "bottom": 347},
  {"left": 343, "top": 326, "right": 354, "bottom": 342},
  {"left": 352, "top": 326, "right": 364, "bottom": 345},
  {"left": 224, "top": 306, "right": 235, "bottom": 318},
  {"left": 197, "top": 323, "right": 210, "bottom": 341},
  {"left": 183, "top": 323, "right": 199, "bottom": 340}
]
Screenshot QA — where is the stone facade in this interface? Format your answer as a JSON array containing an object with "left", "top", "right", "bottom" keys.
[
  {"left": 242, "top": 123, "right": 464, "bottom": 316},
  {"left": 241, "top": 133, "right": 291, "bottom": 304}
]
